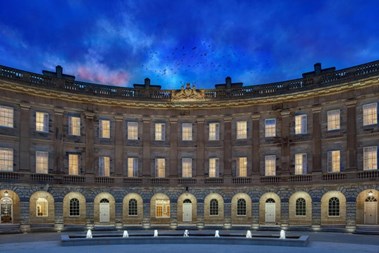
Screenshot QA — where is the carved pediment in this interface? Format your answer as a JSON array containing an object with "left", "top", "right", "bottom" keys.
[{"left": 172, "top": 83, "right": 205, "bottom": 101}]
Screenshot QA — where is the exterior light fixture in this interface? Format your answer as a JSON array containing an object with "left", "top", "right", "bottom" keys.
[
  {"left": 4, "top": 191, "right": 9, "bottom": 197},
  {"left": 368, "top": 191, "right": 373, "bottom": 197}
]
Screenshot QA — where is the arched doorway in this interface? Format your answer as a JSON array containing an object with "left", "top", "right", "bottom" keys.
[
  {"left": 182, "top": 199, "right": 192, "bottom": 222},
  {"left": 265, "top": 198, "right": 276, "bottom": 223},
  {"left": 99, "top": 198, "right": 110, "bottom": 223},
  {"left": 0, "top": 196, "right": 13, "bottom": 223},
  {"left": 364, "top": 194, "right": 377, "bottom": 225}
]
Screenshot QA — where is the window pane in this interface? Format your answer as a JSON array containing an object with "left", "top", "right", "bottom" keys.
[
  {"left": 265, "top": 155, "right": 276, "bottom": 176},
  {"left": 328, "top": 197, "right": 340, "bottom": 216},
  {"left": 69, "top": 198, "right": 80, "bottom": 216},
  {"left": 69, "top": 154, "right": 79, "bottom": 175},
  {"left": 236, "top": 121, "right": 247, "bottom": 139},
  {"left": 0, "top": 106, "right": 14, "bottom": 128},
  {"left": 237, "top": 199, "right": 246, "bottom": 216},
  {"left": 128, "top": 157, "right": 138, "bottom": 177},
  {"left": 328, "top": 150, "right": 340, "bottom": 173},
  {"left": 209, "top": 158, "right": 219, "bottom": 177},
  {"left": 182, "top": 158, "right": 192, "bottom": 177},
  {"left": 209, "top": 123, "right": 219, "bottom": 141},
  {"left": 36, "top": 151, "right": 48, "bottom": 174},
  {"left": 128, "top": 199, "right": 138, "bottom": 216},
  {"left": 155, "top": 123, "right": 165, "bottom": 141},
  {"left": 237, "top": 157, "right": 247, "bottom": 177},
  {"left": 69, "top": 116, "right": 81, "bottom": 136},
  {"left": 265, "top": 118, "right": 276, "bottom": 137},
  {"left": 36, "top": 198, "right": 48, "bottom": 217},
  {"left": 156, "top": 158, "right": 165, "bottom": 178},
  {"left": 127, "top": 122, "right": 138, "bottom": 140},
  {"left": 0, "top": 148, "right": 13, "bottom": 172},
  {"left": 100, "top": 120, "right": 110, "bottom": 138},
  {"left": 36, "top": 112, "right": 49, "bottom": 132},
  {"left": 295, "top": 198, "right": 306, "bottom": 216},
  {"left": 182, "top": 123, "right": 192, "bottom": 141},
  {"left": 210, "top": 199, "right": 218, "bottom": 216},
  {"left": 295, "top": 114, "right": 307, "bottom": 134},
  {"left": 295, "top": 153, "right": 307, "bottom": 175},
  {"left": 156, "top": 199, "right": 170, "bottom": 218},
  {"left": 327, "top": 110, "right": 340, "bottom": 131},
  {"left": 363, "top": 103, "right": 378, "bottom": 126},
  {"left": 363, "top": 146, "right": 377, "bottom": 170},
  {"left": 99, "top": 156, "right": 110, "bottom": 176}
]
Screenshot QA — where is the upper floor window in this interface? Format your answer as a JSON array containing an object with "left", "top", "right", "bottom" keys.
[
  {"left": 363, "top": 146, "right": 377, "bottom": 170},
  {"left": 265, "top": 118, "right": 276, "bottom": 137},
  {"left": 295, "top": 114, "right": 307, "bottom": 135},
  {"left": 69, "top": 198, "right": 80, "bottom": 217},
  {"left": 127, "top": 157, "right": 139, "bottom": 177},
  {"left": 236, "top": 121, "right": 247, "bottom": 139},
  {"left": 209, "top": 199, "right": 219, "bottom": 216},
  {"left": 209, "top": 122, "right": 220, "bottom": 141},
  {"left": 155, "top": 158, "right": 165, "bottom": 178},
  {"left": 68, "top": 116, "right": 81, "bottom": 136},
  {"left": 265, "top": 155, "right": 276, "bottom": 176},
  {"left": 295, "top": 153, "right": 307, "bottom": 175},
  {"left": 68, "top": 154, "right": 79, "bottom": 175},
  {"left": 328, "top": 197, "right": 340, "bottom": 217},
  {"left": 155, "top": 123, "right": 165, "bottom": 141},
  {"left": 99, "top": 156, "right": 110, "bottom": 176},
  {"left": 99, "top": 119, "right": 110, "bottom": 138},
  {"left": 128, "top": 199, "right": 138, "bottom": 216},
  {"left": 36, "top": 112, "right": 49, "bottom": 132},
  {"left": 327, "top": 109, "right": 340, "bottom": 131},
  {"left": 295, "top": 198, "right": 306, "bottom": 216},
  {"left": 237, "top": 199, "right": 247, "bottom": 216},
  {"left": 0, "top": 148, "right": 13, "bottom": 172},
  {"left": 209, "top": 158, "right": 219, "bottom": 177},
  {"left": 182, "top": 123, "right": 192, "bottom": 141},
  {"left": 0, "top": 106, "right": 13, "bottom": 128},
  {"left": 127, "top": 122, "right": 138, "bottom": 140},
  {"left": 237, "top": 157, "right": 247, "bottom": 177},
  {"left": 36, "top": 197, "right": 48, "bottom": 217},
  {"left": 363, "top": 103, "right": 378, "bottom": 126},
  {"left": 327, "top": 150, "right": 340, "bottom": 173},
  {"left": 182, "top": 158, "right": 192, "bottom": 178},
  {"left": 36, "top": 151, "right": 48, "bottom": 174}
]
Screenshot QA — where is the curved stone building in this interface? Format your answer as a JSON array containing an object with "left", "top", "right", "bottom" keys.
[{"left": 0, "top": 61, "right": 378, "bottom": 233}]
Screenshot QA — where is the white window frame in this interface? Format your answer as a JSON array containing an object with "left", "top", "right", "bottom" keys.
[
  {"left": 155, "top": 158, "right": 165, "bottom": 178},
  {"left": 209, "top": 158, "right": 219, "bottom": 178},
  {"left": 0, "top": 106, "right": 14, "bottom": 128},
  {"left": 182, "top": 158, "right": 192, "bottom": 178},
  {"left": 265, "top": 155, "right": 276, "bottom": 176},
  {"left": 295, "top": 114, "right": 307, "bottom": 135},
  {"left": 0, "top": 148, "right": 13, "bottom": 172},
  {"left": 36, "top": 112, "right": 49, "bottom": 133},
  {"left": 363, "top": 146, "right": 377, "bottom": 170},
  {"left": 68, "top": 154, "right": 79, "bottom": 175},
  {"left": 294, "top": 153, "right": 307, "bottom": 175},
  {"left": 99, "top": 119, "right": 110, "bottom": 139},
  {"left": 327, "top": 150, "right": 340, "bottom": 173},
  {"left": 327, "top": 109, "right": 340, "bottom": 131},
  {"left": 237, "top": 157, "right": 247, "bottom": 177},
  {"left": 209, "top": 122, "right": 220, "bottom": 141},
  {"left": 99, "top": 156, "right": 110, "bottom": 177},
  {"left": 265, "top": 118, "right": 276, "bottom": 137},
  {"left": 155, "top": 123, "right": 165, "bottom": 141},
  {"left": 127, "top": 157, "right": 139, "bottom": 177},
  {"left": 182, "top": 123, "right": 193, "bottom": 141},
  {"left": 236, "top": 121, "right": 247, "bottom": 140},
  {"left": 127, "top": 121, "right": 138, "bottom": 140},
  {"left": 36, "top": 151, "right": 48, "bottom": 174},
  {"left": 68, "top": 116, "right": 81, "bottom": 136},
  {"left": 363, "top": 103, "right": 378, "bottom": 126}
]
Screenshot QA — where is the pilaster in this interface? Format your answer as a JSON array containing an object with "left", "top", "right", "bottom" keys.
[
  {"left": 312, "top": 106, "right": 322, "bottom": 173},
  {"left": 223, "top": 116, "right": 232, "bottom": 177},
  {"left": 19, "top": 103, "right": 30, "bottom": 172},
  {"left": 169, "top": 117, "right": 178, "bottom": 177},
  {"left": 196, "top": 117, "right": 205, "bottom": 177},
  {"left": 346, "top": 100, "right": 357, "bottom": 171},
  {"left": 84, "top": 112, "right": 95, "bottom": 175},
  {"left": 114, "top": 115, "right": 124, "bottom": 176},
  {"left": 251, "top": 114, "right": 260, "bottom": 176}
]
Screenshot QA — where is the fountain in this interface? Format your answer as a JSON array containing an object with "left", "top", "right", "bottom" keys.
[
  {"left": 86, "top": 229, "right": 92, "bottom": 239},
  {"left": 154, "top": 229, "right": 159, "bottom": 237},
  {"left": 279, "top": 229, "right": 286, "bottom": 239},
  {"left": 123, "top": 230, "right": 129, "bottom": 238},
  {"left": 246, "top": 230, "right": 252, "bottom": 238},
  {"left": 183, "top": 230, "right": 189, "bottom": 237},
  {"left": 214, "top": 230, "right": 220, "bottom": 238}
]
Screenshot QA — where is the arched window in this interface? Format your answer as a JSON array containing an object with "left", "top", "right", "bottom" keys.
[
  {"left": 128, "top": 199, "right": 138, "bottom": 216},
  {"left": 36, "top": 197, "right": 48, "bottom": 217},
  {"left": 266, "top": 198, "right": 275, "bottom": 203},
  {"left": 100, "top": 198, "right": 109, "bottom": 203},
  {"left": 69, "top": 198, "right": 80, "bottom": 216},
  {"left": 295, "top": 198, "right": 306, "bottom": 216},
  {"left": 210, "top": 199, "right": 218, "bottom": 216},
  {"left": 237, "top": 199, "right": 246, "bottom": 216},
  {"left": 328, "top": 197, "right": 340, "bottom": 216},
  {"left": 183, "top": 199, "right": 192, "bottom": 204}
]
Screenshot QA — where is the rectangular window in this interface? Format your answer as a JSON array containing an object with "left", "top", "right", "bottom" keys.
[
  {"left": 295, "top": 153, "right": 307, "bottom": 175},
  {"left": 127, "top": 122, "right": 138, "bottom": 140},
  {"left": 182, "top": 123, "right": 192, "bottom": 141},
  {"left": 0, "top": 106, "right": 13, "bottom": 128},
  {"left": 236, "top": 121, "right": 247, "bottom": 139},
  {"left": 155, "top": 158, "right": 165, "bottom": 178},
  {"left": 182, "top": 158, "right": 192, "bottom": 178},
  {"left": 155, "top": 123, "right": 165, "bottom": 141},
  {"left": 265, "top": 118, "right": 276, "bottom": 137},
  {"left": 209, "top": 122, "right": 220, "bottom": 141},
  {"left": 363, "top": 103, "right": 378, "bottom": 126},
  {"left": 327, "top": 110, "right": 340, "bottom": 131},
  {"left": 0, "top": 148, "right": 13, "bottom": 172},
  {"left": 36, "top": 151, "right": 48, "bottom": 174},
  {"left": 36, "top": 198, "right": 48, "bottom": 217},
  {"left": 363, "top": 146, "right": 377, "bottom": 170},
  {"left": 127, "top": 157, "right": 139, "bottom": 177},
  {"left": 99, "top": 156, "right": 110, "bottom": 176},
  {"left": 99, "top": 119, "right": 110, "bottom": 138},
  {"left": 327, "top": 150, "right": 340, "bottom": 173},
  {"left": 69, "top": 116, "right": 81, "bottom": 136},
  {"left": 36, "top": 112, "right": 49, "bottom": 132},
  {"left": 295, "top": 114, "right": 307, "bottom": 135},
  {"left": 209, "top": 158, "right": 219, "bottom": 177},
  {"left": 68, "top": 154, "right": 79, "bottom": 175},
  {"left": 265, "top": 155, "right": 276, "bottom": 176},
  {"left": 155, "top": 199, "right": 170, "bottom": 218},
  {"left": 237, "top": 157, "right": 247, "bottom": 177}
]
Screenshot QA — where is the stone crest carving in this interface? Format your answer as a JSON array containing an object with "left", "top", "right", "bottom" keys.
[{"left": 172, "top": 83, "right": 205, "bottom": 101}]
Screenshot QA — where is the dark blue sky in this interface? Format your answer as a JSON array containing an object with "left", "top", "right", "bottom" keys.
[{"left": 1, "top": 0, "right": 378, "bottom": 89}]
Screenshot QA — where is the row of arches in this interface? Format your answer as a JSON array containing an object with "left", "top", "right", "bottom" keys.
[{"left": 0, "top": 189, "right": 377, "bottom": 226}]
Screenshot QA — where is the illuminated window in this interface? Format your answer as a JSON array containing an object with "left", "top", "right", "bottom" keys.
[
  {"left": 328, "top": 197, "right": 340, "bottom": 216},
  {"left": 236, "top": 121, "right": 247, "bottom": 139},
  {"left": 0, "top": 106, "right": 13, "bottom": 128},
  {"left": 68, "top": 116, "right": 81, "bottom": 136},
  {"left": 210, "top": 199, "right": 218, "bottom": 216},
  {"left": 237, "top": 157, "right": 247, "bottom": 177},
  {"left": 363, "top": 103, "right": 377, "bottom": 126},
  {"left": 237, "top": 199, "right": 246, "bottom": 216},
  {"left": 68, "top": 154, "right": 79, "bottom": 175},
  {"left": 295, "top": 198, "right": 306, "bottom": 216},
  {"left": 182, "top": 158, "right": 192, "bottom": 178},
  {"left": 295, "top": 153, "right": 307, "bottom": 175},
  {"left": 128, "top": 199, "right": 138, "bottom": 216},
  {"left": 69, "top": 198, "right": 80, "bottom": 217},
  {"left": 155, "top": 199, "right": 170, "bottom": 218},
  {"left": 295, "top": 114, "right": 307, "bottom": 134},
  {"left": 36, "top": 112, "right": 49, "bottom": 132},
  {"left": 127, "top": 157, "right": 138, "bottom": 177},
  {"left": 265, "top": 155, "right": 276, "bottom": 176},
  {"left": 155, "top": 158, "right": 165, "bottom": 178},
  {"left": 265, "top": 118, "right": 276, "bottom": 137},
  {"left": 99, "top": 156, "right": 110, "bottom": 176},
  {"left": 363, "top": 146, "right": 377, "bottom": 170},
  {"left": 0, "top": 148, "right": 13, "bottom": 172},
  {"left": 36, "top": 198, "right": 48, "bottom": 217},
  {"left": 99, "top": 119, "right": 110, "bottom": 138},
  {"left": 327, "top": 150, "right": 340, "bottom": 173},
  {"left": 155, "top": 123, "right": 165, "bottom": 141},
  {"left": 182, "top": 123, "right": 192, "bottom": 141},
  {"left": 327, "top": 110, "right": 340, "bottom": 131},
  {"left": 127, "top": 122, "right": 138, "bottom": 140},
  {"left": 36, "top": 151, "right": 48, "bottom": 174},
  {"left": 209, "top": 122, "right": 220, "bottom": 141},
  {"left": 209, "top": 158, "right": 219, "bottom": 177}
]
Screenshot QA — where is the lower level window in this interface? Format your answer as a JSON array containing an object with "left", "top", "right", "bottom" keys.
[
  {"left": 36, "top": 197, "right": 48, "bottom": 217},
  {"left": 156, "top": 199, "right": 170, "bottom": 218},
  {"left": 328, "top": 197, "right": 340, "bottom": 216},
  {"left": 210, "top": 199, "right": 219, "bottom": 216},
  {"left": 295, "top": 198, "right": 306, "bottom": 216},
  {"left": 69, "top": 198, "right": 80, "bottom": 216}
]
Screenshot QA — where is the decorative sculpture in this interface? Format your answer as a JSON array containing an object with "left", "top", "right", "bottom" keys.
[{"left": 172, "top": 83, "right": 205, "bottom": 100}]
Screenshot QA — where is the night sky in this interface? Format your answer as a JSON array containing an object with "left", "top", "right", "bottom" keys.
[{"left": 1, "top": 0, "right": 378, "bottom": 89}]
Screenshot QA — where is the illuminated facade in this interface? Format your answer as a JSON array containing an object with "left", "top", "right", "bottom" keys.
[{"left": 0, "top": 61, "right": 378, "bottom": 233}]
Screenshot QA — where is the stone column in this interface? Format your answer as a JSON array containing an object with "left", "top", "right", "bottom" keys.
[
  {"left": 196, "top": 201, "right": 204, "bottom": 229},
  {"left": 142, "top": 117, "right": 151, "bottom": 177},
  {"left": 346, "top": 101, "right": 357, "bottom": 171},
  {"left": 223, "top": 116, "right": 232, "bottom": 177},
  {"left": 53, "top": 108, "right": 64, "bottom": 174},
  {"left": 280, "top": 201, "right": 289, "bottom": 229},
  {"left": 170, "top": 203, "right": 178, "bottom": 229},
  {"left": 142, "top": 201, "right": 151, "bottom": 229},
  {"left": 115, "top": 202, "right": 123, "bottom": 229},
  {"left": 280, "top": 110, "right": 290, "bottom": 175},
  {"left": 86, "top": 202, "right": 94, "bottom": 229},
  {"left": 54, "top": 202, "right": 64, "bottom": 232},
  {"left": 312, "top": 107, "right": 322, "bottom": 173},
  {"left": 196, "top": 117, "right": 205, "bottom": 177},
  {"left": 84, "top": 112, "right": 95, "bottom": 175},
  {"left": 114, "top": 115, "right": 124, "bottom": 176},
  {"left": 19, "top": 103, "right": 30, "bottom": 172},
  {"left": 312, "top": 201, "right": 321, "bottom": 230},
  {"left": 20, "top": 201, "right": 31, "bottom": 233},
  {"left": 251, "top": 198, "right": 260, "bottom": 229},
  {"left": 223, "top": 202, "right": 232, "bottom": 229},
  {"left": 169, "top": 117, "right": 178, "bottom": 177},
  {"left": 345, "top": 201, "right": 356, "bottom": 232},
  {"left": 251, "top": 114, "right": 260, "bottom": 176}
]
